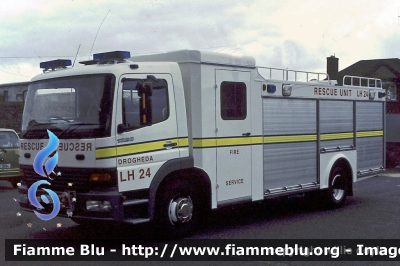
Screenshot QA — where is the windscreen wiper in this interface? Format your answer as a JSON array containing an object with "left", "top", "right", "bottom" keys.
[
  {"left": 56, "top": 123, "right": 99, "bottom": 138},
  {"left": 23, "top": 120, "right": 59, "bottom": 138}
]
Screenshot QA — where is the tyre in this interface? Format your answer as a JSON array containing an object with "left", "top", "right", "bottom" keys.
[
  {"left": 155, "top": 179, "right": 200, "bottom": 238},
  {"left": 325, "top": 166, "right": 348, "bottom": 208}
]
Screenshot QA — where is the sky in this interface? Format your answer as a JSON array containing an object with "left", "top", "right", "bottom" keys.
[{"left": 1, "top": 0, "right": 400, "bottom": 84}]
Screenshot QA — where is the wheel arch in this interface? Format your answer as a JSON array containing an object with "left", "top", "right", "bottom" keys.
[
  {"left": 148, "top": 157, "right": 212, "bottom": 221},
  {"left": 328, "top": 157, "right": 354, "bottom": 196},
  {"left": 320, "top": 150, "right": 356, "bottom": 195}
]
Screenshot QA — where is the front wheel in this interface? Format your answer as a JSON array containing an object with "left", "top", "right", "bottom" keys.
[
  {"left": 325, "top": 166, "right": 348, "bottom": 208},
  {"left": 155, "top": 180, "right": 200, "bottom": 238}
]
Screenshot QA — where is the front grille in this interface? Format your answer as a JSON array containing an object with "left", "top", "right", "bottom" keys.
[{"left": 22, "top": 166, "right": 91, "bottom": 192}]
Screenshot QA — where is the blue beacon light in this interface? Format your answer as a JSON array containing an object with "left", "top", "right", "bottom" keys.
[
  {"left": 39, "top": 59, "right": 72, "bottom": 71},
  {"left": 79, "top": 50, "right": 131, "bottom": 65},
  {"left": 93, "top": 51, "right": 131, "bottom": 61}
]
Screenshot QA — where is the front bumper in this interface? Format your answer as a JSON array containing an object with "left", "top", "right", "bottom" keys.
[{"left": 18, "top": 184, "right": 124, "bottom": 222}]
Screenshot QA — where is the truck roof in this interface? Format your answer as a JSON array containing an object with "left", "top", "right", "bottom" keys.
[
  {"left": 129, "top": 49, "right": 256, "bottom": 68},
  {"left": 30, "top": 60, "right": 180, "bottom": 82},
  {"left": 31, "top": 50, "right": 256, "bottom": 82}
]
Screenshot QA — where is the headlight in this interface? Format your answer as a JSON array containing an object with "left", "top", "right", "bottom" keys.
[{"left": 85, "top": 200, "right": 111, "bottom": 211}]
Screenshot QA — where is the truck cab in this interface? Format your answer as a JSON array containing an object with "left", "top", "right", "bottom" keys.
[{"left": 18, "top": 51, "right": 197, "bottom": 233}]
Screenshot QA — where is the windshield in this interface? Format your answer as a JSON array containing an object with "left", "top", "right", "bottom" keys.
[
  {"left": 21, "top": 74, "right": 115, "bottom": 139},
  {"left": 0, "top": 131, "right": 19, "bottom": 148}
]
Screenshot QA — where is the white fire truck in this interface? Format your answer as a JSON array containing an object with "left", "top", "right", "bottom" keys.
[{"left": 18, "top": 50, "right": 385, "bottom": 237}]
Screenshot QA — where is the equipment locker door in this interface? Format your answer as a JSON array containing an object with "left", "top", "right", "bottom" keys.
[{"left": 215, "top": 69, "right": 252, "bottom": 205}]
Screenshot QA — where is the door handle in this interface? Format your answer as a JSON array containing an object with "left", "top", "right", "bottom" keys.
[
  {"left": 164, "top": 141, "right": 177, "bottom": 149},
  {"left": 242, "top": 132, "right": 251, "bottom": 136}
]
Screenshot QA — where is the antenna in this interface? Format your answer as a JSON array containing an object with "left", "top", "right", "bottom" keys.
[
  {"left": 89, "top": 10, "right": 110, "bottom": 59},
  {"left": 72, "top": 44, "right": 81, "bottom": 67}
]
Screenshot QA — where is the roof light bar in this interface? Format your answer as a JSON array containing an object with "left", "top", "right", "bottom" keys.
[
  {"left": 79, "top": 50, "right": 131, "bottom": 65},
  {"left": 40, "top": 59, "right": 72, "bottom": 71},
  {"left": 93, "top": 51, "right": 131, "bottom": 61}
]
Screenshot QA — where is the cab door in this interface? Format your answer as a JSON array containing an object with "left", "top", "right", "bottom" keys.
[
  {"left": 215, "top": 69, "right": 252, "bottom": 205},
  {"left": 115, "top": 74, "right": 179, "bottom": 192}
]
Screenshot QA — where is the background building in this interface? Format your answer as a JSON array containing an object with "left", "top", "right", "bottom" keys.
[
  {"left": 327, "top": 56, "right": 400, "bottom": 168},
  {"left": 0, "top": 82, "right": 28, "bottom": 133}
]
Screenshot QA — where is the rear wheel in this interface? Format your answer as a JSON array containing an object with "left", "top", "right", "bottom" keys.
[{"left": 325, "top": 166, "right": 348, "bottom": 208}]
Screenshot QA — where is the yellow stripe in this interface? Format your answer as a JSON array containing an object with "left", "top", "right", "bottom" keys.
[
  {"left": 321, "top": 132, "right": 354, "bottom": 141},
  {"left": 217, "top": 137, "right": 252, "bottom": 146},
  {"left": 357, "top": 130, "right": 383, "bottom": 138},
  {"left": 96, "top": 137, "right": 188, "bottom": 159},
  {"left": 193, "top": 138, "right": 216, "bottom": 148},
  {"left": 252, "top": 136, "right": 264, "bottom": 145},
  {"left": 116, "top": 139, "right": 166, "bottom": 156},
  {"left": 192, "top": 130, "right": 382, "bottom": 148},
  {"left": 193, "top": 135, "right": 317, "bottom": 147},
  {"left": 177, "top": 138, "right": 189, "bottom": 147},
  {"left": 96, "top": 130, "right": 383, "bottom": 157},
  {"left": 264, "top": 134, "right": 316, "bottom": 144},
  {"left": 194, "top": 136, "right": 263, "bottom": 148},
  {"left": 96, "top": 147, "right": 116, "bottom": 159}
]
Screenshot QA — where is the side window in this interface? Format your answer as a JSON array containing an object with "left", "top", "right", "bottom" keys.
[
  {"left": 121, "top": 78, "right": 169, "bottom": 130},
  {"left": 220, "top": 81, "right": 247, "bottom": 120},
  {"left": 122, "top": 87, "right": 141, "bottom": 128}
]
